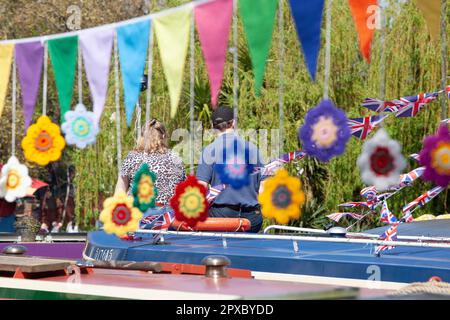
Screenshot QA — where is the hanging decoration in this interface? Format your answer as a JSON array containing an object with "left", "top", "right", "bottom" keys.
[
  {"left": 99, "top": 192, "right": 143, "bottom": 237},
  {"left": 299, "top": 99, "right": 350, "bottom": 162},
  {"left": 357, "top": 128, "right": 406, "bottom": 191},
  {"left": 0, "top": 44, "right": 14, "bottom": 119},
  {"left": 414, "top": 0, "right": 441, "bottom": 41},
  {"left": 347, "top": 115, "right": 387, "bottom": 140},
  {"left": 79, "top": 29, "right": 114, "bottom": 123},
  {"left": 170, "top": 175, "right": 208, "bottom": 227},
  {"left": 48, "top": 36, "right": 78, "bottom": 123},
  {"left": 401, "top": 185, "right": 445, "bottom": 222},
  {"left": 21, "top": 115, "right": 66, "bottom": 166},
  {"left": 258, "top": 168, "right": 305, "bottom": 225},
  {"left": 0, "top": 156, "right": 32, "bottom": 203},
  {"left": 131, "top": 163, "right": 158, "bottom": 212},
  {"left": 61, "top": 103, "right": 99, "bottom": 149},
  {"left": 195, "top": 0, "right": 233, "bottom": 107},
  {"left": 348, "top": 0, "right": 378, "bottom": 62},
  {"left": 374, "top": 222, "right": 398, "bottom": 255},
  {"left": 153, "top": 7, "right": 192, "bottom": 118},
  {"left": 239, "top": 0, "right": 278, "bottom": 95},
  {"left": 419, "top": 124, "right": 450, "bottom": 187},
  {"left": 380, "top": 201, "right": 397, "bottom": 224},
  {"left": 288, "top": 0, "right": 325, "bottom": 80},
  {"left": 326, "top": 212, "right": 363, "bottom": 222},
  {"left": 117, "top": 20, "right": 151, "bottom": 126},
  {"left": 15, "top": 42, "right": 44, "bottom": 130}
]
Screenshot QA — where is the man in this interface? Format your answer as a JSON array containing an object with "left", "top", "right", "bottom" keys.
[{"left": 196, "top": 106, "right": 264, "bottom": 233}]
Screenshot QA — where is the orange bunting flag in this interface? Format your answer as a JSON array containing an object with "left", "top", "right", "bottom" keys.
[{"left": 348, "top": 0, "right": 378, "bottom": 62}]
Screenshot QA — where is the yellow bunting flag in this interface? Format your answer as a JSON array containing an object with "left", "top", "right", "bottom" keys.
[
  {"left": 153, "top": 7, "right": 192, "bottom": 118},
  {"left": 414, "top": 0, "right": 441, "bottom": 41},
  {"left": 0, "top": 44, "right": 14, "bottom": 118}
]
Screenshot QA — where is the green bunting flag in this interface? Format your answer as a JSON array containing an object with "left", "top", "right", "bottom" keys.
[
  {"left": 239, "top": 0, "right": 278, "bottom": 96},
  {"left": 48, "top": 36, "right": 78, "bottom": 123}
]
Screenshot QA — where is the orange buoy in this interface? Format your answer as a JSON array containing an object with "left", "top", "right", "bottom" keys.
[{"left": 171, "top": 218, "right": 251, "bottom": 232}]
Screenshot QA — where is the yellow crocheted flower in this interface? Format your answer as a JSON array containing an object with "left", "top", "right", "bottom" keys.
[
  {"left": 258, "top": 168, "right": 305, "bottom": 225},
  {"left": 21, "top": 115, "right": 66, "bottom": 166},
  {"left": 99, "top": 192, "right": 143, "bottom": 237}
]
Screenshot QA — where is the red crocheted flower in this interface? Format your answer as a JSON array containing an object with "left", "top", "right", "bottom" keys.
[{"left": 170, "top": 175, "right": 208, "bottom": 227}]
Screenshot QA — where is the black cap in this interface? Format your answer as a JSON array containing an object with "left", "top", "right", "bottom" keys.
[{"left": 212, "top": 106, "right": 234, "bottom": 126}]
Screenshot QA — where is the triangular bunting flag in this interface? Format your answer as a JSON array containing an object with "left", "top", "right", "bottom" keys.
[
  {"left": 15, "top": 42, "right": 44, "bottom": 130},
  {"left": 239, "top": 0, "right": 278, "bottom": 95},
  {"left": 414, "top": 0, "right": 441, "bottom": 41},
  {"left": 154, "top": 7, "right": 191, "bottom": 118},
  {"left": 117, "top": 20, "right": 150, "bottom": 126},
  {"left": 289, "top": 0, "right": 325, "bottom": 80},
  {"left": 80, "top": 29, "right": 114, "bottom": 123},
  {"left": 0, "top": 44, "right": 14, "bottom": 119},
  {"left": 48, "top": 36, "right": 78, "bottom": 123},
  {"left": 195, "top": 0, "right": 233, "bottom": 108},
  {"left": 348, "top": 0, "right": 378, "bottom": 62}
]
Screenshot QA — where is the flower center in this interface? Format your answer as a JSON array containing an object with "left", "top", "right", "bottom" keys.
[
  {"left": 311, "top": 116, "right": 338, "bottom": 148},
  {"left": 35, "top": 131, "right": 53, "bottom": 151},
  {"left": 180, "top": 186, "right": 205, "bottom": 218},
  {"left": 137, "top": 175, "right": 154, "bottom": 203},
  {"left": 370, "top": 146, "right": 395, "bottom": 176},
  {"left": 271, "top": 185, "right": 292, "bottom": 209},
  {"left": 72, "top": 117, "right": 91, "bottom": 138},
  {"left": 111, "top": 204, "right": 131, "bottom": 226},
  {"left": 6, "top": 170, "right": 20, "bottom": 189},
  {"left": 431, "top": 142, "right": 450, "bottom": 175}
]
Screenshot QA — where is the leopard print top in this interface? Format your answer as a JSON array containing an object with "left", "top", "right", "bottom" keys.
[{"left": 120, "top": 150, "right": 186, "bottom": 206}]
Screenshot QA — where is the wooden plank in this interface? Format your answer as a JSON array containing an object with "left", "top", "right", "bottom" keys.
[{"left": 0, "top": 256, "right": 70, "bottom": 273}]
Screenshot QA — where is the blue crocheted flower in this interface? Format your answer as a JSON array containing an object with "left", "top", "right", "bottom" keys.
[
  {"left": 61, "top": 103, "right": 99, "bottom": 149},
  {"left": 299, "top": 99, "right": 350, "bottom": 162},
  {"left": 214, "top": 140, "right": 254, "bottom": 189}
]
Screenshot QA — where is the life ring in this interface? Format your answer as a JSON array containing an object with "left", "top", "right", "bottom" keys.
[{"left": 171, "top": 218, "right": 251, "bottom": 232}]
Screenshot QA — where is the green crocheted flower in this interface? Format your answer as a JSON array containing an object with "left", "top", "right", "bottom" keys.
[{"left": 131, "top": 163, "right": 158, "bottom": 212}]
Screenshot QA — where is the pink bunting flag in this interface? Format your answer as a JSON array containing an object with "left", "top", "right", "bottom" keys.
[
  {"left": 195, "top": 0, "right": 233, "bottom": 108},
  {"left": 79, "top": 29, "right": 114, "bottom": 123},
  {"left": 15, "top": 42, "right": 44, "bottom": 130}
]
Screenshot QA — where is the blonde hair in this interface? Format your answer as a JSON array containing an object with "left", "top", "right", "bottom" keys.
[{"left": 135, "top": 119, "right": 169, "bottom": 154}]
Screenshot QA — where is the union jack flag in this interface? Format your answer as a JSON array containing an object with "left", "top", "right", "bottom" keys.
[
  {"left": 380, "top": 201, "right": 398, "bottom": 224},
  {"left": 362, "top": 98, "right": 404, "bottom": 113},
  {"left": 360, "top": 186, "right": 378, "bottom": 200},
  {"left": 206, "top": 184, "right": 226, "bottom": 204},
  {"left": 326, "top": 212, "right": 363, "bottom": 222},
  {"left": 338, "top": 201, "right": 370, "bottom": 208},
  {"left": 259, "top": 150, "right": 306, "bottom": 177},
  {"left": 398, "top": 167, "right": 425, "bottom": 188},
  {"left": 140, "top": 210, "right": 175, "bottom": 231},
  {"left": 441, "top": 118, "right": 450, "bottom": 125},
  {"left": 375, "top": 223, "right": 399, "bottom": 254},
  {"left": 409, "top": 153, "right": 421, "bottom": 162},
  {"left": 395, "top": 92, "right": 440, "bottom": 118},
  {"left": 401, "top": 186, "right": 445, "bottom": 217},
  {"left": 347, "top": 115, "right": 388, "bottom": 140}
]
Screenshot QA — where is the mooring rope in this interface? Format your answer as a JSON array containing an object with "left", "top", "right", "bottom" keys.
[
  {"left": 440, "top": 0, "right": 447, "bottom": 120},
  {"left": 42, "top": 41, "right": 48, "bottom": 116},
  {"left": 189, "top": 12, "right": 195, "bottom": 174},
  {"left": 323, "top": 0, "right": 332, "bottom": 100},
  {"left": 232, "top": 0, "right": 239, "bottom": 129},
  {"left": 11, "top": 51, "right": 16, "bottom": 156},
  {"left": 145, "top": 29, "right": 154, "bottom": 125},
  {"left": 392, "top": 281, "right": 450, "bottom": 297},
  {"left": 278, "top": 0, "right": 285, "bottom": 155},
  {"left": 114, "top": 34, "right": 122, "bottom": 173}
]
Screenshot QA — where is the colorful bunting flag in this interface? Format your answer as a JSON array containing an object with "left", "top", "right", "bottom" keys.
[
  {"left": 414, "top": 0, "right": 441, "bottom": 41},
  {"left": 380, "top": 201, "right": 397, "bottom": 224},
  {"left": 327, "top": 212, "right": 363, "bottom": 222},
  {"left": 348, "top": 0, "right": 378, "bottom": 62},
  {"left": 402, "top": 185, "right": 444, "bottom": 217},
  {"left": 195, "top": 0, "right": 233, "bottom": 108},
  {"left": 117, "top": 20, "right": 151, "bottom": 126},
  {"left": 48, "top": 36, "right": 78, "bottom": 123},
  {"left": 395, "top": 92, "right": 439, "bottom": 118},
  {"left": 347, "top": 115, "right": 387, "bottom": 139},
  {"left": 154, "top": 7, "right": 192, "bottom": 119},
  {"left": 15, "top": 42, "right": 44, "bottom": 130},
  {"left": 80, "top": 29, "right": 114, "bottom": 123},
  {"left": 375, "top": 222, "right": 398, "bottom": 254},
  {"left": 0, "top": 44, "right": 14, "bottom": 119},
  {"left": 239, "top": 0, "right": 278, "bottom": 95},
  {"left": 288, "top": 0, "right": 325, "bottom": 80}
]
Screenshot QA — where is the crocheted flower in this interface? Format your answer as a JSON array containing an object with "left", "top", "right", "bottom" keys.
[
  {"left": 258, "top": 168, "right": 305, "bottom": 225},
  {"left": 170, "top": 175, "right": 208, "bottom": 227},
  {"left": 99, "top": 192, "right": 143, "bottom": 237},
  {"left": 21, "top": 115, "right": 66, "bottom": 166},
  {"left": 214, "top": 142, "right": 254, "bottom": 189},
  {"left": 357, "top": 128, "right": 406, "bottom": 191},
  {"left": 419, "top": 124, "right": 450, "bottom": 187},
  {"left": 0, "top": 156, "right": 32, "bottom": 203},
  {"left": 299, "top": 99, "right": 350, "bottom": 162},
  {"left": 131, "top": 163, "right": 157, "bottom": 212},
  {"left": 61, "top": 103, "right": 99, "bottom": 149}
]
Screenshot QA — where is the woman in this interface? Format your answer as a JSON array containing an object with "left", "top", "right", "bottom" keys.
[{"left": 115, "top": 119, "right": 186, "bottom": 223}]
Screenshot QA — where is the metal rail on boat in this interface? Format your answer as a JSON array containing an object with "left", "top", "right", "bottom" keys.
[
  {"left": 135, "top": 229, "right": 450, "bottom": 253},
  {"left": 263, "top": 225, "right": 450, "bottom": 243}
]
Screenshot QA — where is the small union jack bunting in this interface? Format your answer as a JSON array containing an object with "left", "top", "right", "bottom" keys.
[
  {"left": 380, "top": 201, "right": 398, "bottom": 224},
  {"left": 362, "top": 98, "right": 404, "bottom": 113},
  {"left": 395, "top": 92, "right": 440, "bottom": 118},
  {"left": 347, "top": 115, "right": 388, "bottom": 140},
  {"left": 401, "top": 185, "right": 445, "bottom": 220},
  {"left": 326, "top": 212, "right": 363, "bottom": 222},
  {"left": 375, "top": 222, "right": 399, "bottom": 255}
]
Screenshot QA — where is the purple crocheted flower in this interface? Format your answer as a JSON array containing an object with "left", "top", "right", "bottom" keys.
[
  {"left": 298, "top": 99, "right": 351, "bottom": 162},
  {"left": 419, "top": 124, "right": 450, "bottom": 187}
]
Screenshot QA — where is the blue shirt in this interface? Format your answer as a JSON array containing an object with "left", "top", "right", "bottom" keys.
[{"left": 196, "top": 132, "right": 264, "bottom": 208}]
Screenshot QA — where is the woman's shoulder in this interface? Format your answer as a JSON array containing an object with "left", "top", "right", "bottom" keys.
[{"left": 166, "top": 150, "right": 184, "bottom": 164}]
